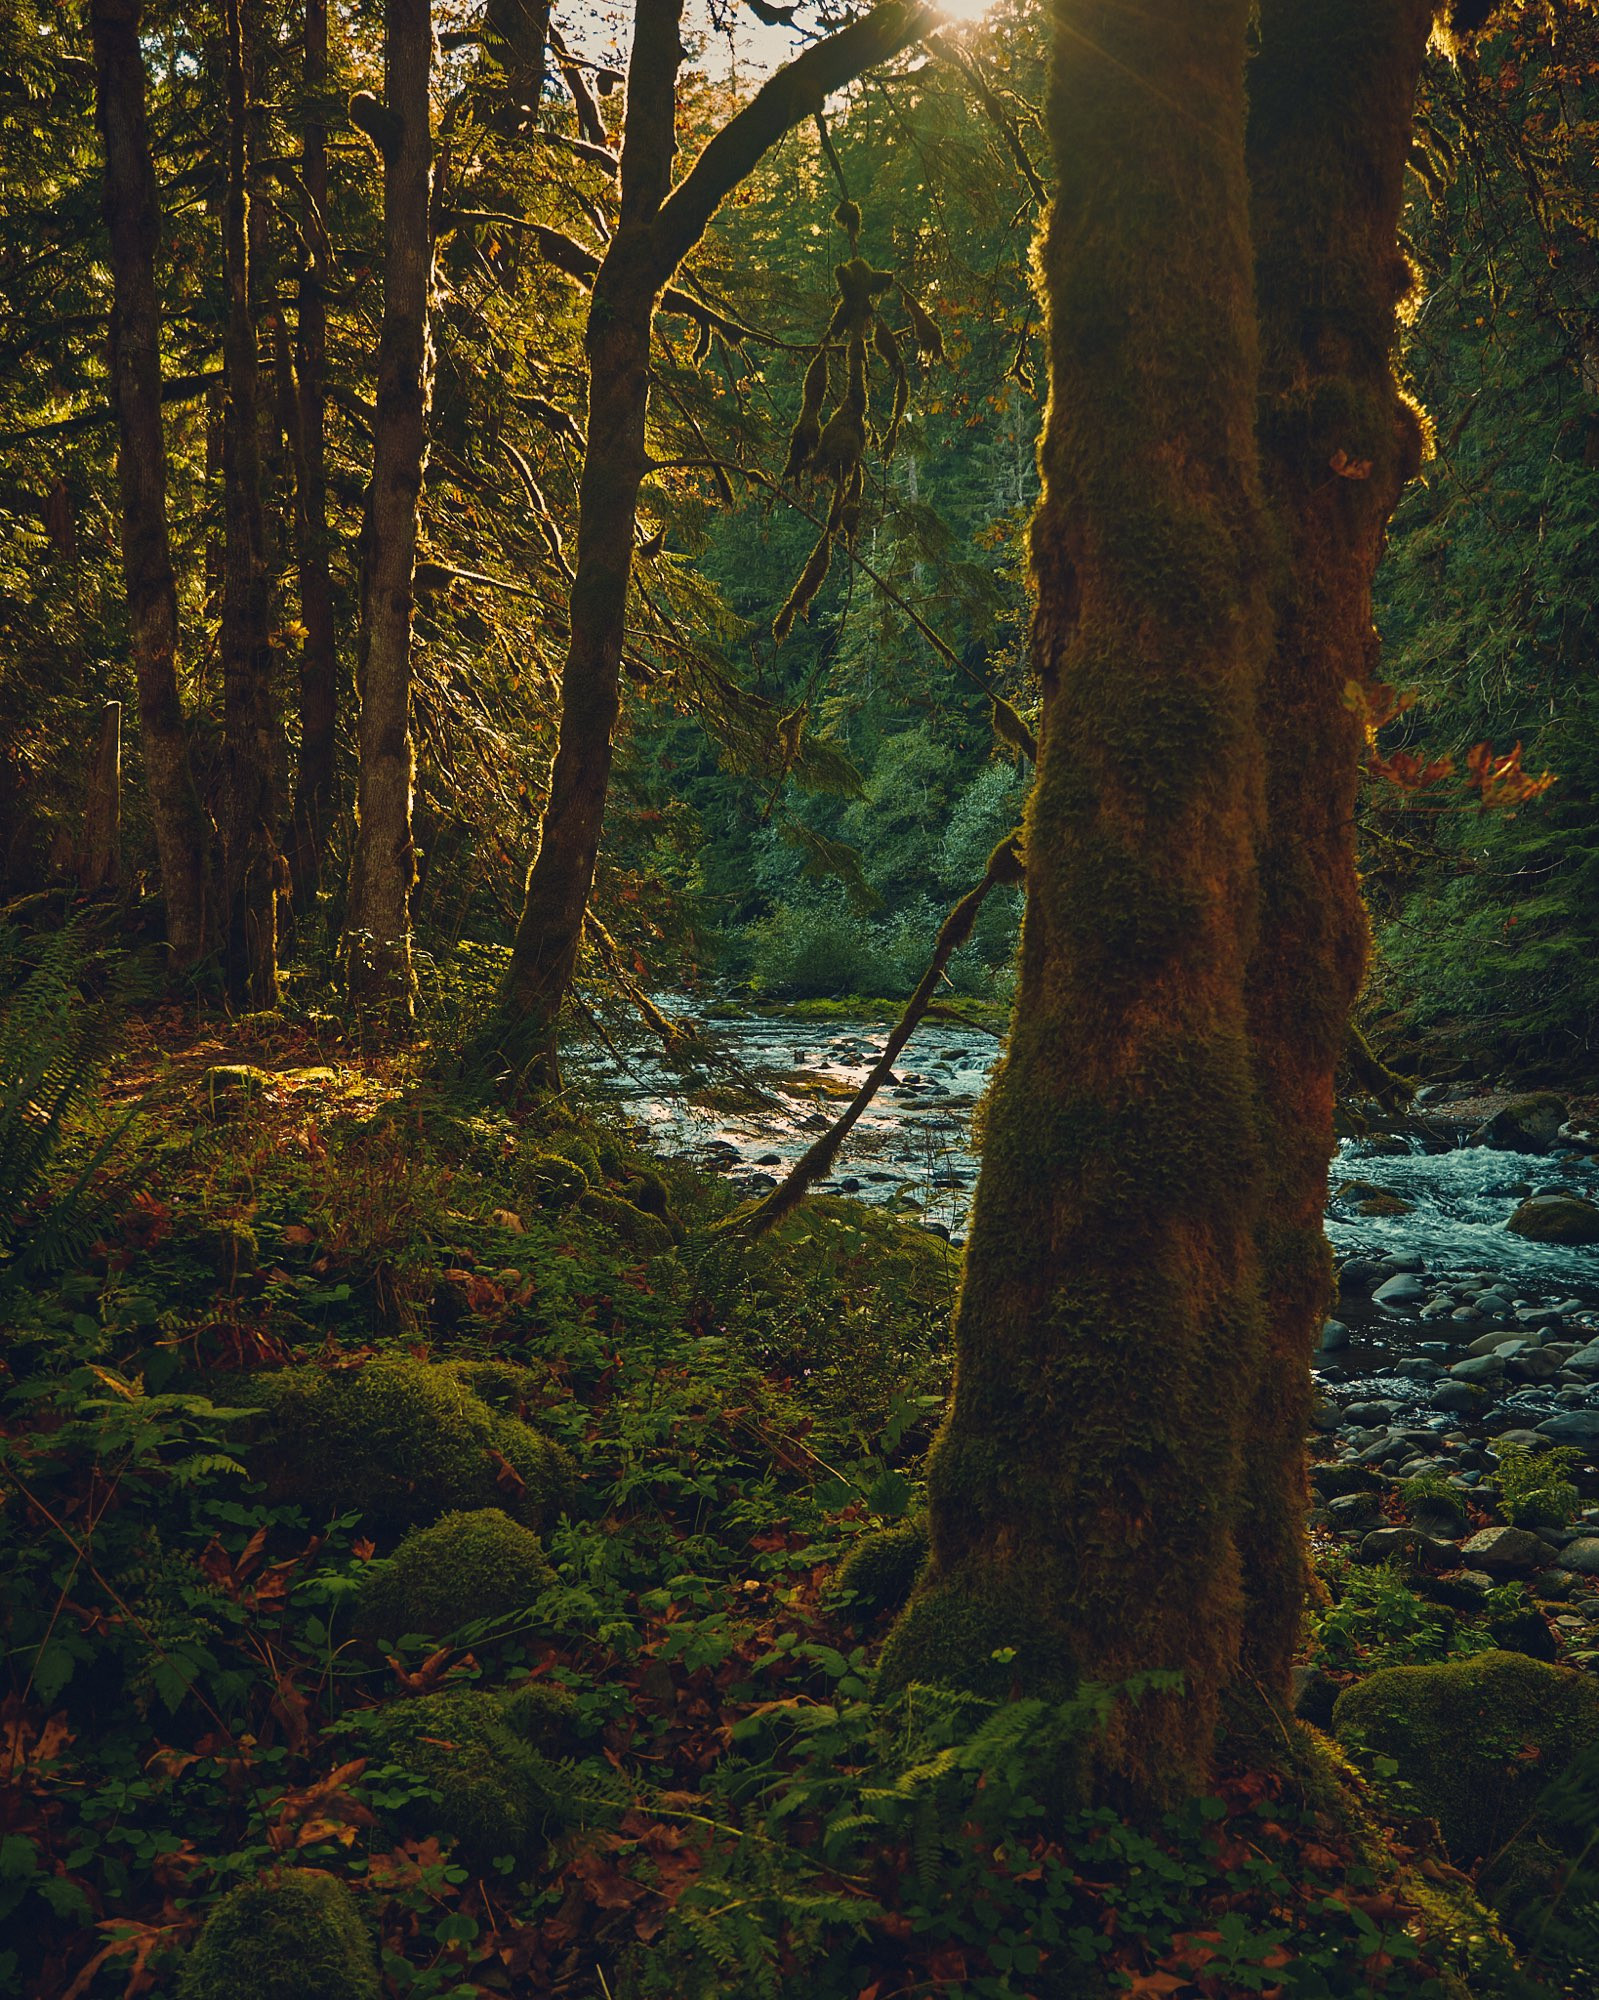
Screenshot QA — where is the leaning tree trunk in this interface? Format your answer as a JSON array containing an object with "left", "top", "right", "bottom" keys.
[
  {"left": 283, "top": 0, "right": 339, "bottom": 921},
  {"left": 345, "top": 0, "right": 435, "bottom": 1039},
  {"left": 220, "top": 0, "right": 282, "bottom": 1010},
  {"left": 89, "top": 0, "right": 212, "bottom": 973},
  {"left": 880, "top": 0, "right": 1271, "bottom": 1800},
  {"left": 480, "top": 0, "right": 936, "bottom": 1088},
  {"left": 1235, "top": 0, "right": 1437, "bottom": 1694}
]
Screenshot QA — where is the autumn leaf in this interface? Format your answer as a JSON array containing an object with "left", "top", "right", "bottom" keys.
[{"left": 1329, "top": 449, "right": 1373, "bottom": 479}]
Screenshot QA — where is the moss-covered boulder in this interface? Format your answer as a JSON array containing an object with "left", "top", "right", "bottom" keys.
[
  {"left": 501, "top": 1680, "right": 581, "bottom": 1757},
  {"left": 197, "top": 1063, "right": 275, "bottom": 1119},
  {"left": 1333, "top": 1650, "right": 1599, "bottom": 1863},
  {"left": 1470, "top": 1093, "right": 1569, "bottom": 1155},
  {"left": 250, "top": 1356, "right": 575, "bottom": 1531},
  {"left": 577, "top": 1190, "right": 675, "bottom": 1256},
  {"left": 832, "top": 1517, "right": 929, "bottom": 1617},
  {"left": 177, "top": 1868, "right": 378, "bottom": 2000},
  {"left": 539, "top": 1131, "right": 603, "bottom": 1185},
  {"left": 1507, "top": 1193, "right": 1599, "bottom": 1245},
  {"left": 355, "top": 1508, "right": 554, "bottom": 1639},
  {"left": 522, "top": 1152, "right": 589, "bottom": 1209},
  {"left": 361, "top": 1687, "right": 572, "bottom": 1868}
]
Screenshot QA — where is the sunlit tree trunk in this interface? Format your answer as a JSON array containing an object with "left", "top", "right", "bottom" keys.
[
  {"left": 480, "top": 0, "right": 937, "bottom": 1087},
  {"left": 89, "top": 0, "right": 213, "bottom": 973},
  {"left": 880, "top": 0, "right": 1271, "bottom": 1799},
  {"left": 345, "top": 0, "right": 435, "bottom": 1039},
  {"left": 1236, "top": 0, "right": 1437, "bottom": 1691},
  {"left": 283, "top": 0, "right": 340, "bottom": 920}
]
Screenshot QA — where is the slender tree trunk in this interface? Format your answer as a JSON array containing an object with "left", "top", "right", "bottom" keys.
[
  {"left": 345, "top": 0, "right": 435, "bottom": 1039},
  {"left": 880, "top": 0, "right": 1270, "bottom": 1799},
  {"left": 1236, "top": 0, "right": 1436, "bottom": 1692},
  {"left": 284, "top": 0, "right": 340, "bottom": 920},
  {"left": 220, "top": 0, "right": 282, "bottom": 1009},
  {"left": 480, "top": 0, "right": 936, "bottom": 1087},
  {"left": 78, "top": 702, "right": 124, "bottom": 895},
  {"left": 486, "top": 0, "right": 553, "bottom": 119},
  {"left": 89, "top": 0, "right": 212, "bottom": 972}
]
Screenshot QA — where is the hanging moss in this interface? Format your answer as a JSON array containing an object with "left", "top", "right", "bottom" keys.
[
  {"left": 354, "top": 1508, "right": 554, "bottom": 1639},
  {"left": 177, "top": 1869, "right": 379, "bottom": 2000},
  {"left": 249, "top": 1355, "right": 575, "bottom": 1531},
  {"left": 361, "top": 1687, "right": 575, "bottom": 1869}
]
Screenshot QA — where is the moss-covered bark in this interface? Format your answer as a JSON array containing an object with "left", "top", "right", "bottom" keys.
[
  {"left": 880, "top": 0, "right": 1271, "bottom": 1797},
  {"left": 1237, "top": 0, "right": 1437, "bottom": 1692}
]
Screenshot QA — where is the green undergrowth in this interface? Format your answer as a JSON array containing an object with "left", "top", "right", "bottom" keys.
[{"left": 0, "top": 1019, "right": 1554, "bottom": 1997}]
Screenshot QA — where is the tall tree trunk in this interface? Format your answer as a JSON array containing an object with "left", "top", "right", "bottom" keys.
[
  {"left": 345, "top": 0, "right": 435, "bottom": 1039},
  {"left": 879, "top": 0, "right": 1270, "bottom": 1799},
  {"left": 283, "top": 0, "right": 339, "bottom": 920},
  {"left": 78, "top": 702, "right": 124, "bottom": 895},
  {"left": 1236, "top": 0, "right": 1437, "bottom": 1692},
  {"left": 486, "top": 0, "right": 553, "bottom": 120},
  {"left": 479, "top": 0, "right": 936, "bottom": 1087},
  {"left": 89, "top": 0, "right": 212, "bottom": 973},
  {"left": 220, "top": 0, "right": 282, "bottom": 1009}
]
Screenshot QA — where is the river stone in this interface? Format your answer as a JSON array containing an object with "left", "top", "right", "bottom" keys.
[
  {"left": 1508, "top": 1194, "right": 1599, "bottom": 1246},
  {"left": 1360, "top": 1526, "right": 1456, "bottom": 1566},
  {"left": 1467, "top": 1329, "right": 1530, "bottom": 1357},
  {"left": 1553, "top": 1539, "right": 1599, "bottom": 1576},
  {"left": 1449, "top": 1355, "right": 1506, "bottom": 1384},
  {"left": 1563, "top": 1340, "right": 1599, "bottom": 1375},
  {"left": 1508, "top": 1349, "right": 1565, "bottom": 1385},
  {"left": 1337, "top": 1258, "right": 1387, "bottom": 1297},
  {"left": 1318, "top": 1319, "right": 1350, "bottom": 1353},
  {"left": 1538, "top": 1410, "right": 1599, "bottom": 1445},
  {"left": 1459, "top": 1526, "right": 1549, "bottom": 1574},
  {"left": 1330, "top": 1491, "right": 1384, "bottom": 1530},
  {"left": 1310, "top": 1462, "right": 1386, "bottom": 1499},
  {"left": 1433, "top": 1382, "right": 1486, "bottom": 1414},
  {"left": 1373, "top": 1273, "right": 1429, "bottom": 1311},
  {"left": 1468, "top": 1092, "right": 1569, "bottom": 1154}
]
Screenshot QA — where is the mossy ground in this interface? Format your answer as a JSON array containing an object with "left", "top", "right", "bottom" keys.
[{"left": 0, "top": 1007, "right": 1570, "bottom": 1997}]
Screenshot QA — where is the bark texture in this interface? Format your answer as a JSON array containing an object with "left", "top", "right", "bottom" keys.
[
  {"left": 89, "top": 0, "right": 212, "bottom": 971},
  {"left": 483, "top": 0, "right": 937, "bottom": 1085},
  {"left": 346, "top": 0, "right": 435, "bottom": 1037},
  {"left": 283, "top": 0, "right": 339, "bottom": 919},
  {"left": 1237, "top": 0, "right": 1437, "bottom": 1691},
  {"left": 879, "top": 0, "right": 1271, "bottom": 1797},
  {"left": 78, "top": 702, "right": 123, "bottom": 895},
  {"left": 220, "top": 0, "right": 282, "bottom": 1009}
]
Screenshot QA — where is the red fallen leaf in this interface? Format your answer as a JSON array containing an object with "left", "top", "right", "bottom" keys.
[
  {"left": 1329, "top": 449, "right": 1373, "bottom": 479},
  {"left": 352, "top": 1536, "right": 376, "bottom": 1561},
  {"left": 491, "top": 1449, "right": 529, "bottom": 1498},
  {"left": 282, "top": 1223, "right": 315, "bottom": 1247},
  {"left": 269, "top": 1675, "right": 313, "bottom": 1756}
]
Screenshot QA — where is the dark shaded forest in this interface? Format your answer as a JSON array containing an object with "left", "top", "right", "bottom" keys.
[{"left": 5, "top": 1, "right": 1599, "bottom": 1996}]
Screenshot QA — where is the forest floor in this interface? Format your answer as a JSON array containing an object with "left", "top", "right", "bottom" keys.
[{"left": 2, "top": 1005, "right": 1594, "bottom": 1999}]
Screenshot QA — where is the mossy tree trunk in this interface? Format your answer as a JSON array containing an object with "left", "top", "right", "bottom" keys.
[
  {"left": 1236, "top": 0, "right": 1437, "bottom": 1692},
  {"left": 480, "top": 0, "right": 937, "bottom": 1088},
  {"left": 89, "top": 0, "right": 214, "bottom": 975},
  {"left": 283, "top": 0, "right": 340, "bottom": 924},
  {"left": 345, "top": 0, "right": 435, "bottom": 1041},
  {"left": 220, "top": 0, "right": 282, "bottom": 1011},
  {"left": 880, "top": 0, "right": 1271, "bottom": 1798}
]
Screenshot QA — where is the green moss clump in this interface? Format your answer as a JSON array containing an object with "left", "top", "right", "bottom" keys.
[
  {"left": 1333, "top": 1650, "right": 1599, "bottom": 1863},
  {"left": 577, "top": 1191, "right": 675, "bottom": 1256},
  {"left": 354, "top": 1508, "right": 554, "bottom": 1639},
  {"left": 445, "top": 1358, "right": 543, "bottom": 1415},
  {"left": 540, "top": 1131, "right": 603, "bottom": 1184},
  {"left": 501, "top": 1681, "right": 581, "bottom": 1757},
  {"left": 177, "top": 1868, "right": 378, "bottom": 2000},
  {"left": 250, "top": 1355, "right": 575, "bottom": 1530},
  {"left": 522, "top": 1152, "right": 589, "bottom": 1208},
  {"left": 197, "top": 1063, "right": 275, "bottom": 1119},
  {"left": 832, "top": 1517, "right": 929, "bottom": 1617},
  {"left": 362, "top": 1688, "right": 572, "bottom": 1868},
  {"left": 1507, "top": 1194, "right": 1599, "bottom": 1245}
]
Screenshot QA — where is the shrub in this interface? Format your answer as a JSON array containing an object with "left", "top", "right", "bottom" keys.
[
  {"left": 250, "top": 1355, "right": 575, "bottom": 1531},
  {"left": 748, "top": 894, "right": 874, "bottom": 999},
  {"left": 354, "top": 1508, "right": 555, "bottom": 1639},
  {"left": 177, "top": 1868, "right": 379, "bottom": 2000},
  {"left": 1495, "top": 1443, "right": 1581, "bottom": 1531}
]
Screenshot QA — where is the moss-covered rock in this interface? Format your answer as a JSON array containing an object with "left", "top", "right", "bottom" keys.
[
  {"left": 361, "top": 1688, "right": 572, "bottom": 1868},
  {"left": 832, "top": 1517, "right": 929, "bottom": 1617},
  {"left": 250, "top": 1355, "right": 575, "bottom": 1531},
  {"left": 501, "top": 1680, "right": 581, "bottom": 1757},
  {"left": 445, "top": 1358, "right": 544, "bottom": 1415},
  {"left": 197, "top": 1063, "right": 275, "bottom": 1119},
  {"left": 577, "top": 1190, "right": 675, "bottom": 1256},
  {"left": 539, "top": 1131, "right": 603, "bottom": 1185},
  {"left": 177, "top": 1868, "right": 379, "bottom": 2000},
  {"left": 1507, "top": 1193, "right": 1599, "bottom": 1245},
  {"left": 1333, "top": 1649, "right": 1599, "bottom": 1863},
  {"left": 354, "top": 1508, "right": 554, "bottom": 1639},
  {"left": 1470, "top": 1093, "right": 1569, "bottom": 1154},
  {"left": 522, "top": 1152, "right": 589, "bottom": 1208}
]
